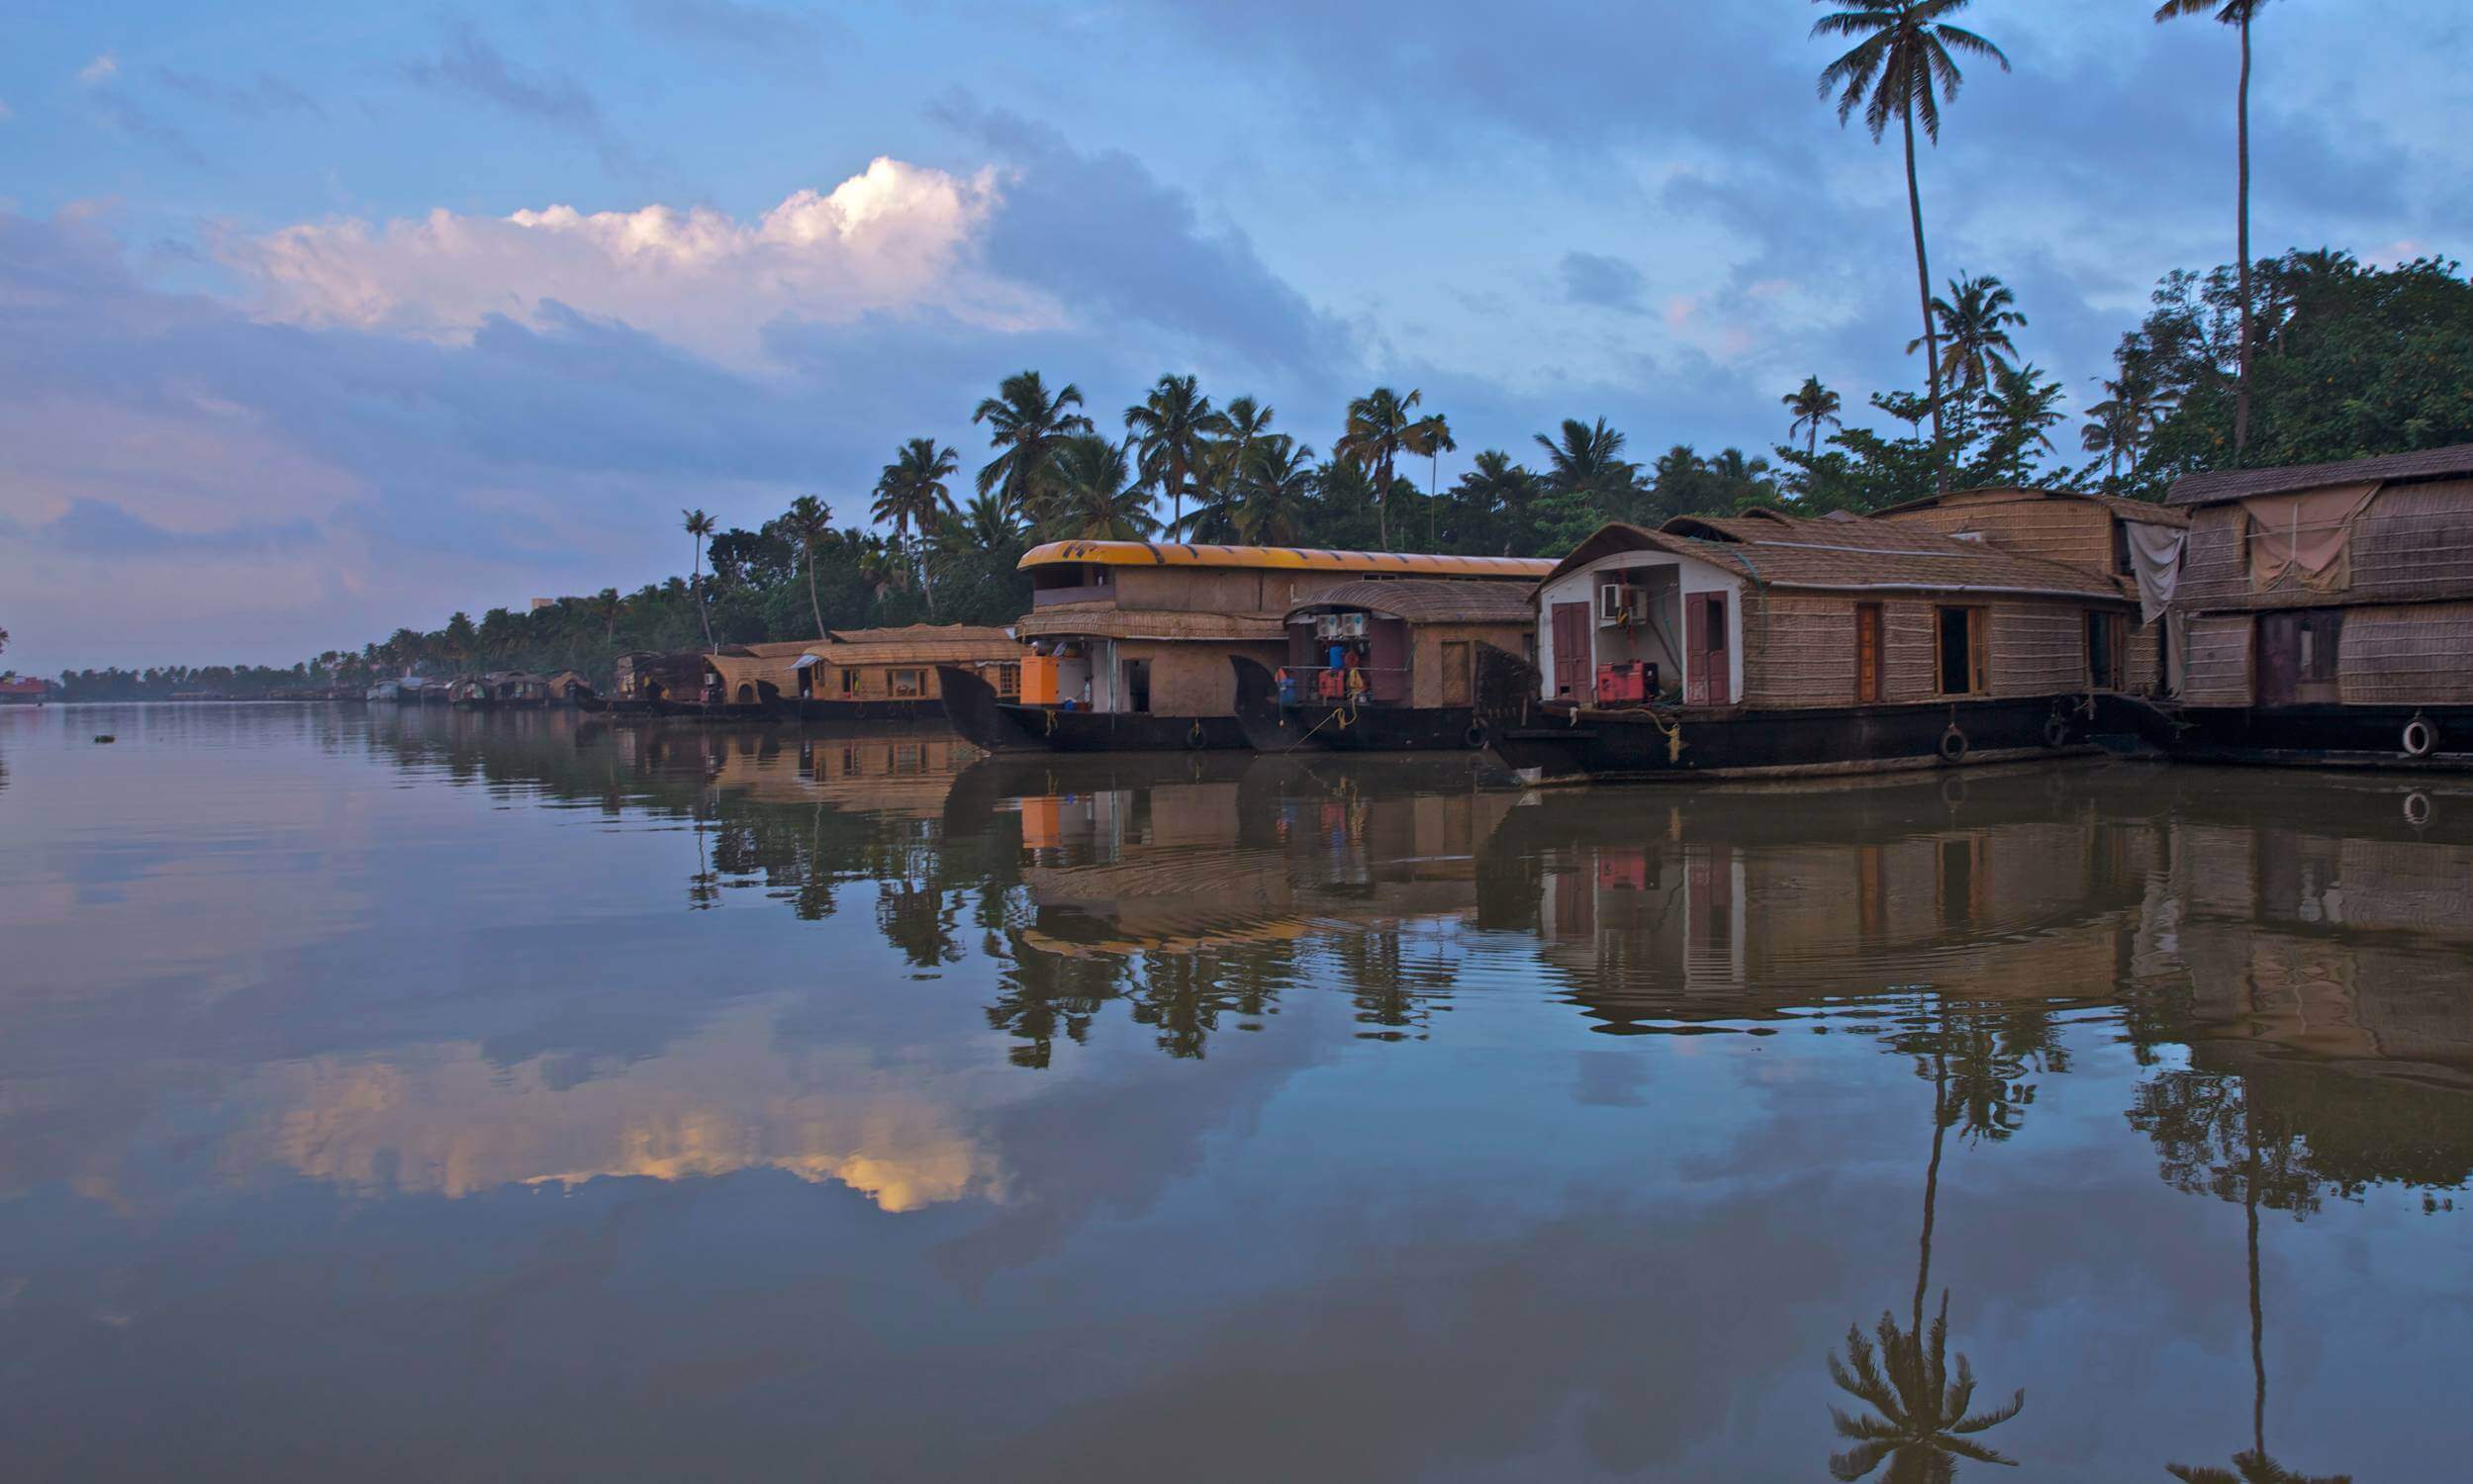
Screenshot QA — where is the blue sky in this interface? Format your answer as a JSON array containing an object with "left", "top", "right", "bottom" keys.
[{"left": 3, "top": 0, "right": 2468, "bottom": 671}]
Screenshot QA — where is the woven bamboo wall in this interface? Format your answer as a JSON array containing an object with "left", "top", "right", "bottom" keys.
[
  {"left": 2181, "top": 613, "right": 2253, "bottom": 704},
  {"left": 1878, "top": 493, "right": 2113, "bottom": 571},
  {"left": 2336, "top": 601, "right": 2473, "bottom": 704},
  {"left": 1407, "top": 622, "right": 1529, "bottom": 708},
  {"left": 1742, "top": 591, "right": 1856, "bottom": 705},
  {"left": 2180, "top": 479, "right": 2473, "bottom": 611},
  {"left": 1882, "top": 602, "right": 1939, "bottom": 702},
  {"left": 1989, "top": 603, "right": 2086, "bottom": 696},
  {"left": 2125, "top": 616, "right": 2162, "bottom": 693},
  {"left": 1117, "top": 639, "right": 1286, "bottom": 714}
]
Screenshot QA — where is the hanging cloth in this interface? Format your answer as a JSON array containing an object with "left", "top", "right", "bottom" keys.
[
  {"left": 2242, "top": 482, "right": 2379, "bottom": 592},
  {"left": 2124, "top": 520, "right": 2187, "bottom": 624}
]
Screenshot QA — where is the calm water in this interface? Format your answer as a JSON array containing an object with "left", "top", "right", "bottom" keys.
[{"left": 2, "top": 704, "right": 2467, "bottom": 1482}]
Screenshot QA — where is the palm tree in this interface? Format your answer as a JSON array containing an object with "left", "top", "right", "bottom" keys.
[
  {"left": 592, "top": 588, "right": 622, "bottom": 645},
  {"left": 682, "top": 509, "right": 716, "bottom": 651},
  {"left": 1814, "top": 0, "right": 2010, "bottom": 496},
  {"left": 972, "top": 371, "right": 1094, "bottom": 518},
  {"left": 1456, "top": 450, "right": 1540, "bottom": 524},
  {"left": 1231, "top": 435, "right": 1318, "bottom": 546},
  {"left": 1826, "top": 1294, "right": 2028, "bottom": 1480},
  {"left": 1784, "top": 375, "right": 1847, "bottom": 457},
  {"left": 1333, "top": 387, "right": 1424, "bottom": 548},
  {"left": 1917, "top": 272, "right": 2028, "bottom": 443},
  {"left": 874, "top": 438, "right": 959, "bottom": 607},
  {"left": 1404, "top": 412, "right": 1457, "bottom": 546},
  {"left": 2156, "top": 0, "right": 2270, "bottom": 457},
  {"left": 1977, "top": 362, "right": 2065, "bottom": 482},
  {"left": 1532, "top": 417, "right": 1636, "bottom": 509},
  {"left": 1043, "top": 435, "right": 1158, "bottom": 541},
  {"left": 1124, "top": 373, "right": 1229, "bottom": 536},
  {"left": 784, "top": 494, "right": 834, "bottom": 639}
]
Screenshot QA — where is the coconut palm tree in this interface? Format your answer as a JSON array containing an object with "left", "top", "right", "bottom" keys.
[
  {"left": 1784, "top": 375, "right": 1847, "bottom": 457},
  {"left": 874, "top": 438, "right": 959, "bottom": 606},
  {"left": 1826, "top": 1294, "right": 2028, "bottom": 1480},
  {"left": 1124, "top": 374, "right": 1229, "bottom": 536},
  {"left": 1813, "top": 0, "right": 2010, "bottom": 496},
  {"left": 1917, "top": 273, "right": 2028, "bottom": 443},
  {"left": 682, "top": 508, "right": 716, "bottom": 651},
  {"left": 972, "top": 371, "right": 1094, "bottom": 518},
  {"left": 592, "top": 588, "right": 622, "bottom": 645},
  {"left": 1404, "top": 412, "right": 1457, "bottom": 546},
  {"left": 1043, "top": 435, "right": 1158, "bottom": 541},
  {"left": 784, "top": 494, "right": 834, "bottom": 639},
  {"left": 1231, "top": 435, "right": 1318, "bottom": 546},
  {"left": 1977, "top": 361, "right": 2065, "bottom": 482},
  {"left": 1456, "top": 450, "right": 1541, "bottom": 525},
  {"left": 1334, "top": 387, "right": 1425, "bottom": 549},
  {"left": 1533, "top": 417, "right": 1635, "bottom": 508},
  {"left": 2155, "top": 0, "right": 2271, "bottom": 457}
]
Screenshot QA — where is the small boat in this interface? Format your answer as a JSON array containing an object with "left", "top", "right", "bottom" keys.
[{"left": 938, "top": 665, "right": 1249, "bottom": 753}]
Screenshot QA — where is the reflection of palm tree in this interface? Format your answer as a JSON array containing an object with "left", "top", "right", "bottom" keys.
[
  {"left": 1828, "top": 1293, "right": 2026, "bottom": 1480},
  {"left": 1827, "top": 992, "right": 2027, "bottom": 1480}
]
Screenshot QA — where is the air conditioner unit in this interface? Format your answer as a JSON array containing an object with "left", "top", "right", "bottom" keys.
[
  {"left": 1598, "top": 585, "right": 1640, "bottom": 626},
  {"left": 1338, "top": 612, "right": 1369, "bottom": 638},
  {"left": 1314, "top": 615, "right": 1342, "bottom": 640}
]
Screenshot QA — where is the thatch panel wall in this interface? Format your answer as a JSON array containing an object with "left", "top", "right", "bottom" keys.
[
  {"left": 1117, "top": 639, "right": 1285, "bottom": 715},
  {"left": 1114, "top": 567, "right": 1363, "bottom": 615},
  {"left": 2125, "top": 616, "right": 2162, "bottom": 693},
  {"left": 1882, "top": 602, "right": 1939, "bottom": 703},
  {"left": 2182, "top": 614, "right": 2252, "bottom": 704},
  {"left": 2336, "top": 601, "right": 2473, "bottom": 705},
  {"left": 1407, "top": 621, "right": 1529, "bottom": 708},
  {"left": 2180, "top": 480, "right": 2473, "bottom": 612},
  {"left": 1989, "top": 603, "right": 2086, "bottom": 696},
  {"left": 1744, "top": 592, "right": 1857, "bottom": 706}
]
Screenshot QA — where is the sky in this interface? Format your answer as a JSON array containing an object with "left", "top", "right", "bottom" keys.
[{"left": 2, "top": 0, "right": 2468, "bottom": 673}]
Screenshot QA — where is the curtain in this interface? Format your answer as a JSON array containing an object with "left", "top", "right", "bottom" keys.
[
  {"left": 2125, "top": 520, "right": 2186, "bottom": 624},
  {"left": 2243, "top": 482, "right": 2380, "bottom": 592}
]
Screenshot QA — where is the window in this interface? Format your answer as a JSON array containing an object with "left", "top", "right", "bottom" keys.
[
  {"left": 1936, "top": 606, "right": 1986, "bottom": 696},
  {"left": 2086, "top": 611, "right": 2126, "bottom": 691},
  {"left": 994, "top": 663, "right": 1021, "bottom": 699},
  {"left": 838, "top": 667, "right": 858, "bottom": 698},
  {"left": 2112, "top": 519, "right": 2135, "bottom": 577},
  {"left": 890, "top": 669, "right": 925, "bottom": 698}
]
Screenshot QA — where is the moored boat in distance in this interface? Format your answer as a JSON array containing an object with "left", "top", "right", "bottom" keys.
[
  {"left": 951, "top": 538, "right": 1554, "bottom": 753},
  {"left": 1484, "top": 500, "right": 2163, "bottom": 782}
]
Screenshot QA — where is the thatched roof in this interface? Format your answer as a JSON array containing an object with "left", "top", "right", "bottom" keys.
[
  {"left": 1018, "top": 603, "right": 1285, "bottom": 642},
  {"left": 1021, "top": 539, "right": 1553, "bottom": 580},
  {"left": 1873, "top": 486, "right": 2190, "bottom": 527},
  {"left": 1541, "top": 513, "right": 2132, "bottom": 603},
  {"left": 2167, "top": 444, "right": 2473, "bottom": 506},
  {"left": 823, "top": 623, "right": 1017, "bottom": 648},
  {"left": 1286, "top": 579, "right": 1536, "bottom": 625}
]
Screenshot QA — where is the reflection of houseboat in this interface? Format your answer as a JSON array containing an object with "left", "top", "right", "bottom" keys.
[
  {"left": 940, "top": 541, "right": 1553, "bottom": 754},
  {"left": 1229, "top": 580, "right": 1538, "bottom": 752},
  {"left": 701, "top": 626, "right": 1023, "bottom": 722},
  {"left": 1486, "top": 507, "right": 2154, "bottom": 781},
  {"left": 2159, "top": 446, "right": 2473, "bottom": 769}
]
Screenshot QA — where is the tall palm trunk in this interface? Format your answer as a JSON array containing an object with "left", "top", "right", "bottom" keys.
[
  {"left": 693, "top": 539, "right": 713, "bottom": 652},
  {"left": 2234, "top": 15, "right": 2253, "bottom": 457},
  {"left": 807, "top": 546, "right": 825, "bottom": 640},
  {"left": 1377, "top": 455, "right": 1392, "bottom": 549},
  {"left": 1902, "top": 100, "right": 1949, "bottom": 497},
  {"left": 2244, "top": 1117, "right": 2265, "bottom": 1459},
  {"left": 1914, "top": 1014, "right": 1948, "bottom": 1338}
]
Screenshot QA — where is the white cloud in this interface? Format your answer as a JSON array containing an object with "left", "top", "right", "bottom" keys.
[
  {"left": 78, "top": 52, "right": 119, "bottom": 86},
  {"left": 232, "top": 157, "right": 1052, "bottom": 367}
]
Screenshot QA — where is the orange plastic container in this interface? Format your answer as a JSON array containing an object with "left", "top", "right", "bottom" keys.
[{"left": 1019, "top": 654, "right": 1061, "bottom": 705}]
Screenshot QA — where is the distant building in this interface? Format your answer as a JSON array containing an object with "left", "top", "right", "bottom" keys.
[
  {"left": 529, "top": 598, "right": 558, "bottom": 612},
  {"left": 0, "top": 677, "right": 47, "bottom": 703}
]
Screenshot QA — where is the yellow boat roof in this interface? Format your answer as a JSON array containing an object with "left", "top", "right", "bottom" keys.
[{"left": 1019, "top": 540, "right": 1555, "bottom": 578}]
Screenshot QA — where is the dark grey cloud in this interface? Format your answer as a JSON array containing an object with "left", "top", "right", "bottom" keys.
[
  {"left": 87, "top": 91, "right": 205, "bottom": 166},
  {"left": 932, "top": 97, "right": 1353, "bottom": 379},
  {"left": 403, "top": 24, "right": 601, "bottom": 128},
  {"left": 42, "top": 499, "right": 320, "bottom": 557},
  {"left": 153, "top": 66, "right": 322, "bottom": 119},
  {"left": 1557, "top": 250, "right": 1648, "bottom": 314},
  {"left": 627, "top": 0, "right": 842, "bottom": 65}
]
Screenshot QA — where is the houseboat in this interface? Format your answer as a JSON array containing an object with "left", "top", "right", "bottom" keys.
[
  {"left": 938, "top": 541, "right": 1554, "bottom": 753},
  {"left": 1228, "top": 579, "right": 1539, "bottom": 751},
  {"left": 2157, "top": 445, "right": 2473, "bottom": 769},
  {"left": 1483, "top": 506, "right": 2153, "bottom": 782},
  {"left": 448, "top": 672, "right": 553, "bottom": 710},
  {"left": 593, "top": 650, "right": 729, "bottom": 716},
  {"left": 0, "top": 677, "right": 47, "bottom": 705},
  {"left": 702, "top": 625, "right": 1023, "bottom": 722}
]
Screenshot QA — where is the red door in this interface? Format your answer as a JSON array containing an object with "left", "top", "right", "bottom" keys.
[
  {"left": 1551, "top": 602, "right": 1592, "bottom": 699},
  {"left": 1685, "top": 594, "right": 1731, "bottom": 705}
]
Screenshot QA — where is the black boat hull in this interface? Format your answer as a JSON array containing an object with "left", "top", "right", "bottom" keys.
[
  {"left": 2140, "top": 701, "right": 2473, "bottom": 772},
  {"left": 938, "top": 666, "right": 1249, "bottom": 753},
  {"left": 1484, "top": 695, "right": 2104, "bottom": 782}
]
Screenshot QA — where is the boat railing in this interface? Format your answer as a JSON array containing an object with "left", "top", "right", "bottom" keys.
[{"left": 1275, "top": 665, "right": 1410, "bottom": 704}]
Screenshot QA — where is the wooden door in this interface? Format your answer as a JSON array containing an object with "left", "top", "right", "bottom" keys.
[
  {"left": 2255, "top": 613, "right": 2301, "bottom": 705},
  {"left": 1550, "top": 602, "right": 1592, "bottom": 699},
  {"left": 1439, "top": 640, "right": 1472, "bottom": 706},
  {"left": 1855, "top": 603, "right": 1882, "bottom": 703},
  {"left": 1685, "top": 594, "right": 1730, "bottom": 706}
]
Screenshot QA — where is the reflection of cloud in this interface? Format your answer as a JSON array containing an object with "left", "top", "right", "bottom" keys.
[{"left": 239, "top": 1006, "right": 1004, "bottom": 1214}]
